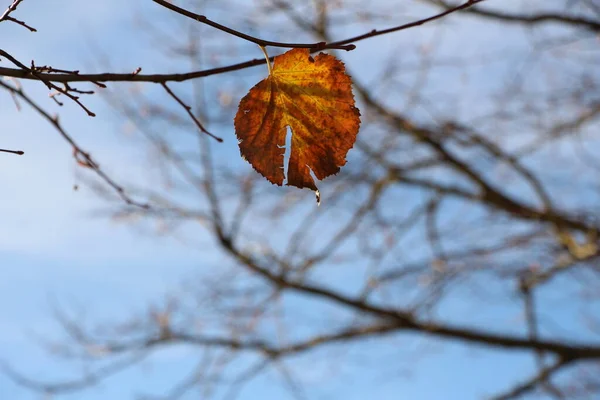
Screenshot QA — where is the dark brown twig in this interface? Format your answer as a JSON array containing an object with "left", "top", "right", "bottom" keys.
[
  {"left": 430, "top": 0, "right": 600, "bottom": 32},
  {"left": 0, "top": 0, "right": 486, "bottom": 84},
  {"left": 0, "top": 0, "right": 22, "bottom": 20},
  {"left": 160, "top": 82, "right": 222, "bottom": 142},
  {"left": 0, "top": 50, "right": 96, "bottom": 116},
  {"left": 491, "top": 357, "right": 575, "bottom": 400},
  {"left": 327, "top": 0, "right": 486, "bottom": 47},
  {"left": 0, "top": 148, "right": 24, "bottom": 155},
  {"left": 152, "top": 0, "right": 355, "bottom": 51},
  {"left": 3, "top": 15, "right": 35, "bottom": 31},
  {"left": 0, "top": 0, "right": 35, "bottom": 31},
  {"left": 0, "top": 80, "right": 149, "bottom": 209}
]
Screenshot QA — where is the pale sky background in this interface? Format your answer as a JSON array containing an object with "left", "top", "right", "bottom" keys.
[{"left": 1, "top": 1, "right": 599, "bottom": 399}]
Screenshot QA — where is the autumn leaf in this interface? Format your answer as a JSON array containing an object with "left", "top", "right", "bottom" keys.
[{"left": 234, "top": 48, "right": 360, "bottom": 197}]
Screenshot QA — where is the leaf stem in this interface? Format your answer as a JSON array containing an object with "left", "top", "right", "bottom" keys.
[{"left": 260, "top": 46, "right": 273, "bottom": 75}]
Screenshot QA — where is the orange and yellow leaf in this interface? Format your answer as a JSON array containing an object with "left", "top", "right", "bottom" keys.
[{"left": 234, "top": 48, "right": 361, "bottom": 194}]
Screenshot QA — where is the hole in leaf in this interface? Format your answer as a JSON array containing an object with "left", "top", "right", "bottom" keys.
[
  {"left": 308, "top": 165, "right": 318, "bottom": 185},
  {"left": 282, "top": 125, "right": 292, "bottom": 184},
  {"left": 307, "top": 166, "right": 321, "bottom": 205},
  {"left": 308, "top": 55, "right": 314, "bottom": 63}
]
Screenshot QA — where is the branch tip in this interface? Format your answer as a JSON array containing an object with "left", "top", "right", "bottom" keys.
[{"left": 0, "top": 148, "right": 24, "bottom": 155}]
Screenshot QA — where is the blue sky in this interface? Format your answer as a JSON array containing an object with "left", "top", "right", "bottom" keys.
[{"left": 1, "top": 1, "right": 599, "bottom": 399}]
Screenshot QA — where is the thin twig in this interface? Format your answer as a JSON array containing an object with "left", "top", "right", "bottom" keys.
[
  {"left": 160, "top": 82, "right": 222, "bottom": 142},
  {"left": 330, "top": 0, "right": 486, "bottom": 47},
  {"left": 0, "top": 80, "right": 150, "bottom": 209},
  {"left": 0, "top": 0, "right": 22, "bottom": 21},
  {"left": 430, "top": 0, "right": 600, "bottom": 32},
  {"left": 0, "top": 0, "right": 35, "bottom": 30},
  {"left": 0, "top": 0, "right": 486, "bottom": 84},
  {"left": 0, "top": 148, "right": 24, "bottom": 155},
  {"left": 491, "top": 358, "right": 575, "bottom": 400},
  {"left": 152, "top": 0, "right": 355, "bottom": 51},
  {"left": 0, "top": 49, "right": 96, "bottom": 116}
]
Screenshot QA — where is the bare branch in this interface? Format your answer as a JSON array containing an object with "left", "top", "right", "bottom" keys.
[
  {"left": 428, "top": 0, "right": 600, "bottom": 32},
  {"left": 0, "top": 0, "right": 35, "bottom": 31},
  {"left": 0, "top": 148, "right": 24, "bottom": 155},
  {"left": 0, "top": 50, "right": 97, "bottom": 116},
  {"left": 152, "top": 0, "right": 355, "bottom": 51},
  {"left": 330, "top": 0, "right": 486, "bottom": 47},
  {"left": 0, "top": 0, "right": 487, "bottom": 85},
  {"left": 491, "top": 358, "right": 575, "bottom": 400},
  {"left": 160, "top": 82, "right": 222, "bottom": 142},
  {"left": 0, "top": 80, "right": 150, "bottom": 209}
]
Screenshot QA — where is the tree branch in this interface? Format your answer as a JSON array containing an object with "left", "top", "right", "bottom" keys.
[
  {"left": 429, "top": 0, "right": 600, "bottom": 32},
  {"left": 0, "top": 148, "right": 24, "bottom": 155},
  {"left": 0, "top": 0, "right": 486, "bottom": 84},
  {"left": 160, "top": 82, "right": 222, "bottom": 142},
  {"left": 152, "top": 0, "right": 355, "bottom": 51},
  {"left": 0, "top": 80, "right": 150, "bottom": 209},
  {"left": 214, "top": 232, "right": 600, "bottom": 360},
  {"left": 491, "top": 358, "right": 575, "bottom": 400},
  {"left": 0, "top": 0, "right": 35, "bottom": 31},
  {"left": 0, "top": 49, "right": 99, "bottom": 116},
  {"left": 329, "top": 0, "right": 485, "bottom": 47}
]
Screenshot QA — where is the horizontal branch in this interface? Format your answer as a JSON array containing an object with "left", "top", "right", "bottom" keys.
[
  {"left": 0, "top": 49, "right": 97, "bottom": 115},
  {"left": 214, "top": 234, "right": 600, "bottom": 361},
  {"left": 152, "top": 0, "right": 354, "bottom": 51},
  {"left": 0, "top": 148, "right": 24, "bottom": 155},
  {"left": 2, "top": 353, "right": 146, "bottom": 395},
  {"left": 330, "top": 0, "right": 485, "bottom": 47},
  {"left": 0, "top": 0, "right": 485, "bottom": 84},
  {"left": 433, "top": 0, "right": 600, "bottom": 32},
  {"left": 0, "top": 57, "right": 267, "bottom": 84},
  {"left": 351, "top": 78, "right": 597, "bottom": 234},
  {"left": 1, "top": 314, "right": 401, "bottom": 394}
]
